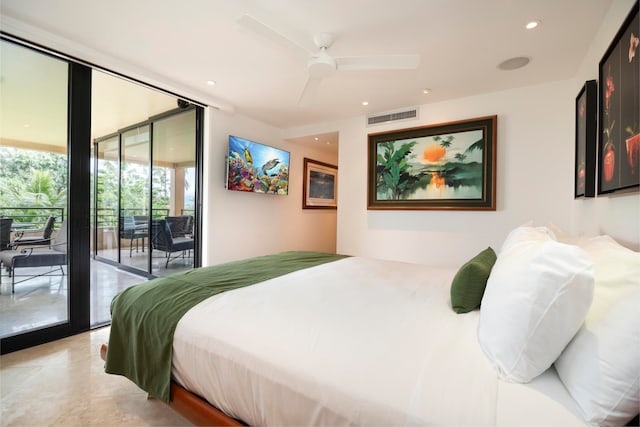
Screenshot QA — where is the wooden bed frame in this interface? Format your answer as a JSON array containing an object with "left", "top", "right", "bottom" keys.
[
  {"left": 100, "top": 344, "right": 245, "bottom": 426},
  {"left": 100, "top": 344, "right": 640, "bottom": 427}
]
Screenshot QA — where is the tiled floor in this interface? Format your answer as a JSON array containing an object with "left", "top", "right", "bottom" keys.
[{"left": 0, "top": 327, "right": 192, "bottom": 426}]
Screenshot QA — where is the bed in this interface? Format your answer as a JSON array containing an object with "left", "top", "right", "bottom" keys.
[{"left": 103, "top": 226, "right": 640, "bottom": 427}]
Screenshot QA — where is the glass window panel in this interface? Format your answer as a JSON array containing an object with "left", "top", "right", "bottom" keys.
[
  {"left": 95, "top": 136, "right": 119, "bottom": 261},
  {"left": 0, "top": 40, "right": 69, "bottom": 338},
  {"left": 120, "top": 125, "right": 150, "bottom": 270},
  {"left": 151, "top": 110, "right": 196, "bottom": 276}
]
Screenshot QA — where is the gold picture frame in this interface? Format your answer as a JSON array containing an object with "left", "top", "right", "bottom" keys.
[
  {"left": 367, "top": 115, "right": 497, "bottom": 210},
  {"left": 302, "top": 158, "right": 338, "bottom": 209}
]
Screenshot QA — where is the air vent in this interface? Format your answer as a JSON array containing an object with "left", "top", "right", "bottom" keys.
[{"left": 366, "top": 107, "right": 419, "bottom": 126}]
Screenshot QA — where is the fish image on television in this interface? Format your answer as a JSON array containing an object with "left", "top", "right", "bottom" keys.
[
  {"left": 243, "top": 146, "right": 253, "bottom": 167},
  {"left": 261, "top": 159, "right": 280, "bottom": 175},
  {"left": 227, "top": 135, "right": 290, "bottom": 195}
]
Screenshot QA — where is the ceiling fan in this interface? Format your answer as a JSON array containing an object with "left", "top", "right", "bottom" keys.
[{"left": 237, "top": 14, "right": 421, "bottom": 106}]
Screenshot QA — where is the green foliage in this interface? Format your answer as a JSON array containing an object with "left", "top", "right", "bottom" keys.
[
  {"left": 2, "top": 147, "right": 176, "bottom": 223},
  {"left": 96, "top": 159, "right": 119, "bottom": 211},
  {"left": 434, "top": 134, "right": 454, "bottom": 148},
  {"left": 466, "top": 138, "right": 485, "bottom": 153},
  {"left": 436, "top": 161, "right": 483, "bottom": 188},
  {"left": 0, "top": 148, "right": 67, "bottom": 210},
  {"left": 376, "top": 140, "right": 427, "bottom": 200},
  {"left": 152, "top": 166, "right": 171, "bottom": 210},
  {"left": 374, "top": 135, "right": 487, "bottom": 201},
  {"left": 120, "top": 162, "right": 148, "bottom": 210}
]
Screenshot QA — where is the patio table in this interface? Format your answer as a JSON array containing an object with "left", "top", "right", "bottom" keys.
[{"left": 11, "top": 222, "right": 35, "bottom": 231}]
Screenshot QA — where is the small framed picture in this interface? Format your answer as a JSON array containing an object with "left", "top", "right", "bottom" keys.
[
  {"left": 302, "top": 158, "right": 338, "bottom": 209},
  {"left": 575, "top": 80, "right": 597, "bottom": 198}
]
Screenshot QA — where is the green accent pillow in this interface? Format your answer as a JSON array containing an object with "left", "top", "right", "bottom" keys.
[{"left": 450, "top": 247, "right": 497, "bottom": 313}]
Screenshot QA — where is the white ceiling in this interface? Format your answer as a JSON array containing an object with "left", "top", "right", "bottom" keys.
[
  {"left": 0, "top": 43, "right": 196, "bottom": 162},
  {"left": 0, "top": 0, "right": 613, "bottom": 145}
]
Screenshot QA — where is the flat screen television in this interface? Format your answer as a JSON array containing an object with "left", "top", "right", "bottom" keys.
[{"left": 226, "top": 135, "right": 290, "bottom": 195}]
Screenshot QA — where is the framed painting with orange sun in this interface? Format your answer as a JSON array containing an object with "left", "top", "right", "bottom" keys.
[{"left": 367, "top": 115, "right": 497, "bottom": 210}]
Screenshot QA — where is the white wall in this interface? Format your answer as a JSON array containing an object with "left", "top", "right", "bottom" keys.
[
  {"left": 335, "top": 0, "right": 640, "bottom": 266},
  {"left": 570, "top": 0, "right": 640, "bottom": 249},
  {"left": 201, "top": 109, "right": 338, "bottom": 266},
  {"left": 11, "top": 0, "right": 634, "bottom": 266},
  {"left": 336, "top": 81, "right": 573, "bottom": 266}
]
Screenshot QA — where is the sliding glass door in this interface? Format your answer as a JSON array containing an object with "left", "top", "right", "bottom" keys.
[
  {"left": 2, "top": 36, "right": 203, "bottom": 352},
  {"left": 0, "top": 37, "right": 92, "bottom": 353},
  {"left": 151, "top": 109, "right": 197, "bottom": 276},
  {"left": 0, "top": 39, "right": 70, "bottom": 339},
  {"left": 90, "top": 69, "right": 202, "bottom": 326}
]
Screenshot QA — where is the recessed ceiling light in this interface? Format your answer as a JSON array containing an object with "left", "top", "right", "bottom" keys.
[
  {"left": 423, "top": 88, "right": 431, "bottom": 94},
  {"left": 526, "top": 20, "right": 540, "bottom": 30},
  {"left": 362, "top": 101, "right": 369, "bottom": 106},
  {"left": 314, "top": 137, "right": 319, "bottom": 141},
  {"left": 206, "top": 80, "right": 216, "bottom": 86},
  {"left": 497, "top": 56, "right": 531, "bottom": 71}
]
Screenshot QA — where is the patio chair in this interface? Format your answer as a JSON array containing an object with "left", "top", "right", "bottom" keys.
[
  {"left": 0, "top": 218, "right": 12, "bottom": 251},
  {"left": 151, "top": 219, "right": 193, "bottom": 268},
  {"left": 119, "top": 215, "right": 147, "bottom": 257},
  {"left": 133, "top": 215, "right": 148, "bottom": 227},
  {"left": 11, "top": 215, "right": 56, "bottom": 248},
  {"left": 165, "top": 215, "right": 193, "bottom": 238},
  {"left": 0, "top": 220, "right": 67, "bottom": 294}
]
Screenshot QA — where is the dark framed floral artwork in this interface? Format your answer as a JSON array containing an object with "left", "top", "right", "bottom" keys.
[
  {"left": 575, "top": 80, "right": 597, "bottom": 198},
  {"left": 598, "top": 1, "right": 639, "bottom": 195},
  {"left": 302, "top": 158, "right": 338, "bottom": 209},
  {"left": 367, "top": 115, "right": 496, "bottom": 210}
]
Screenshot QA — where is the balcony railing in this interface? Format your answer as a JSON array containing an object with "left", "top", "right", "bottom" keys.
[
  {"left": 0, "top": 207, "right": 65, "bottom": 229},
  {"left": 0, "top": 207, "right": 174, "bottom": 230},
  {"left": 93, "top": 208, "right": 170, "bottom": 227}
]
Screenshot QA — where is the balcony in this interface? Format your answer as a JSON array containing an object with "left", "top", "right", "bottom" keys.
[{"left": 0, "top": 206, "right": 194, "bottom": 339}]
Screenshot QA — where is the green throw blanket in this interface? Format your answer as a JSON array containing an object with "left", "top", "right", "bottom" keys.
[{"left": 105, "top": 251, "right": 349, "bottom": 403}]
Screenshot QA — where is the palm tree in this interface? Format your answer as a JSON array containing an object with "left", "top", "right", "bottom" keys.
[
  {"left": 454, "top": 153, "right": 467, "bottom": 162},
  {"left": 465, "top": 138, "right": 484, "bottom": 153},
  {"left": 5, "top": 169, "right": 66, "bottom": 208},
  {"left": 1, "top": 168, "right": 66, "bottom": 223},
  {"left": 434, "top": 134, "right": 455, "bottom": 148}
]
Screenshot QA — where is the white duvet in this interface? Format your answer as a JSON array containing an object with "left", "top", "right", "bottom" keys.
[{"left": 172, "top": 257, "right": 586, "bottom": 426}]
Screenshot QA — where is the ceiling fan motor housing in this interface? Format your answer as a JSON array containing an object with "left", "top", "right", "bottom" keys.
[{"left": 308, "top": 52, "right": 336, "bottom": 77}]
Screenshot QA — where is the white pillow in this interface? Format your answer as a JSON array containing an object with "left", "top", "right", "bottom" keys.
[
  {"left": 499, "top": 225, "right": 555, "bottom": 253},
  {"left": 554, "top": 235, "right": 640, "bottom": 426},
  {"left": 478, "top": 226, "right": 594, "bottom": 383},
  {"left": 545, "top": 222, "right": 589, "bottom": 245}
]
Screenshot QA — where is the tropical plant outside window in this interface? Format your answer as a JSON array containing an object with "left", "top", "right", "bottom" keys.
[
  {"left": 0, "top": 147, "right": 67, "bottom": 223},
  {"left": 184, "top": 167, "right": 195, "bottom": 214},
  {"left": 1, "top": 146, "right": 179, "bottom": 225}
]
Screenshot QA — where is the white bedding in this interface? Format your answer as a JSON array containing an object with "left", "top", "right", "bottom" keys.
[{"left": 172, "top": 256, "right": 587, "bottom": 426}]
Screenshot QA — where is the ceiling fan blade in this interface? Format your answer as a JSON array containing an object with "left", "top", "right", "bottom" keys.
[
  {"left": 237, "top": 14, "right": 313, "bottom": 61},
  {"left": 336, "top": 54, "right": 420, "bottom": 70},
  {"left": 298, "top": 75, "right": 323, "bottom": 106}
]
